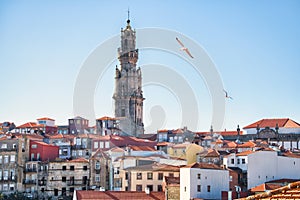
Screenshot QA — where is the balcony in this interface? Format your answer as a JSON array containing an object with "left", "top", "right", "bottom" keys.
[
  {"left": 0, "top": 176, "right": 17, "bottom": 182},
  {"left": 24, "top": 168, "right": 37, "bottom": 173},
  {"left": 0, "top": 148, "right": 17, "bottom": 152},
  {"left": 23, "top": 179, "right": 37, "bottom": 185},
  {"left": 71, "top": 145, "right": 88, "bottom": 150}
]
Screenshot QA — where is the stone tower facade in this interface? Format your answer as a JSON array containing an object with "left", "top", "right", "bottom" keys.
[{"left": 113, "top": 19, "right": 144, "bottom": 136}]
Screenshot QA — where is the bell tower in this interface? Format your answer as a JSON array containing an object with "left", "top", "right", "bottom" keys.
[{"left": 113, "top": 18, "right": 145, "bottom": 136}]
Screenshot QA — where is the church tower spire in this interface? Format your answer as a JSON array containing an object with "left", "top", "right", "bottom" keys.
[{"left": 113, "top": 18, "right": 145, "bottom": 136}]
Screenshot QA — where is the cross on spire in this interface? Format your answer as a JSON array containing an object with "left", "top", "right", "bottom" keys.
[{"left": 127, "top": 8, "right": 130, "bottom": 21}]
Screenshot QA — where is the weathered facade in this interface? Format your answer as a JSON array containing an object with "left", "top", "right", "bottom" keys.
[{"left": 113, "top": 19, "right": 144, "bottom": 136}]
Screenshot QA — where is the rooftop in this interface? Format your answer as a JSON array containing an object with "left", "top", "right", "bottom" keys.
[
  {"left": 75, "top": 190, "right": 165, "bottom": 200},
  {"left": 182, "top": 162, "right": 224, "bottom": 170},
  {"left": 243, "top": 118, "right": 300, "bottom": 129}
]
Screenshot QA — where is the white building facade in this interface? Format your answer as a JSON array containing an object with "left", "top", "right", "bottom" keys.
[{"left": 180, "top": 163, "right": 229, "bottom": 200}]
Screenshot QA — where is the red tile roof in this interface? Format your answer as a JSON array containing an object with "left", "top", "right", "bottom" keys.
[
  {"left": 242, "top": 181, "right": 300, "bottom": 200},
  {"left": 182, "top": 162, "right": 224, "bottom": 170},
  {"left": 243, "top": 118, "right": 300, "bottom": 129},
  {"left": 17, "top": 122, "right": 38, "bottom": 128},
  {"left": 196, "top": 130, "right": 243, "bottom": 136},
  {"left": 37, "top": 117, "right": 55, "bottom": 121},
  {"left": 164, "top": 176, "right": 180, "bottom": 186},
  {"left": 97, "top": 116, "right": 116, "bottom": 121},
  {"left": 157, "top": 142, "right": 170, "bottom": 146},
  {"left": 75, "top": 191, "right": 165, "bottom": 200},
  {"left": 128, "top": 145, "right": 156, "bottom": 151},
  {"left": 237, "top": 141, "right": 256, "bottom": 148},
  {"left": 69, "top": 158, "right": 89, "bottom": 163},
  {"left": 197, "top": 149, "right": 220, "bottom": 157},
  {"left": 222, "top": 141, "right": 237, "bottom": 148},
  {"left": 236, "top": 150, "right": 255, "bottom": 156},
  {"left": 250, "top": 183, "right": 281, "bottom": 192}
]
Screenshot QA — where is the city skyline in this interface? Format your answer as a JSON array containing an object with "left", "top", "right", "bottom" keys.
[{"left": 1, "top": 1, "right": 300, "bottom": 133}]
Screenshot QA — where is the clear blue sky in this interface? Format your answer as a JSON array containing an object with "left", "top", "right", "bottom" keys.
[{"left": 1, "top": 0, "right": 300, "bottom": 133}]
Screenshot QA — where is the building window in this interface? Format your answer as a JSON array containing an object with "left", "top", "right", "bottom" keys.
[
  {"left": 158, "top": 173, "right": 163, "bottom": 180},
  {"left": 76, "top": 120, "right": 80, "bottom": 125},
  {"left": 237, "top": 159, "right": 240, "bottom": 164},
  {"left": 10, "top": 155, "right": 15, "bottom": 163},
  {"left": 169, "top": 173, "right": 174, "bottom": 177},
  {"left": 125, "top": 172, "right": 129, "bottom": 180},
  {"left": 197, "top": 185, "right": 201, "bottom": 192},
  {"left": 70, "top": 120, "right": 74, "bottom": 124},
  {"left": 184, "top": 186, "right": 186, "bottom": 192},
  {"left": 62, "top": 177, "right": 66, "bottom": 182},
  {"left": 136, "top": 185, "right": 142, "bottom": 191},
  {"left": 94, "top": 141, "right": 99, "bottom": 149},
  {"left": 137, "top": 173, "right": 142, "bottom": 180},
  {"left": 54, "top": 189, "right": 58, "bottom": 196},
  {"left": 229, "top": 176, "right": 233, "bottom": 181},
  {"left": 158, "top": 185, "right": 163, "bottom": 191},
  {"left": 31, "top": 144, "right": 37, "bottom": 149},
  {"left": 147, "top": 185, "right": 153, "bottom": 192},
  {"left": 231, "top": 158, "right": 234, "bottom": 164},
  {"left": 95, "top": 175, "right": 100, "bottom": 182},
  {"left": 0, "top": 155, "right": 2, "bottom": 164},
  {"left": 41, "top": 188, "right": 44, "bottom": 193},
  {"left": 3, "top": 184, "right": 8, "bottom": 191},
  {"left": 207, "top": 185, "right": 211, "bottom": 192},
  {"left": 95, "top": 162, "right": 100, "bottom": 170},
  {"left": 1, "top": 144, "right": 7, "bottom": 149},
  {"left": 4, "top": 155, "right": 9, "bottom": 163},
  {"left": 105, "top": 141, "right": 110, "bottom": 148},
  {"left": 70, "top": 166, "right": 75, "bottom": 170},
  {"left": 100, "top": 142, "right": 104, "bottom": 148},
  {"left": 83, "top": 166, "right": 88, "bottom": 171},
  {"left": 121, "top": 109, "right": 125, "bottom": 117},
  {"left": 197, "top": 173, "right": 201, "bottom": 179},
  {"left": 242, "top": 158, "right": 246, "bottom": 164},
  {"left": 70, "top": 187, "right": 74, "bottom": 193},
  {"left": 147, "top": 173, "right": 153, "bottom": 180},
  {"left": 62, "top": 166, "right": 66, "bottom": 171},
  {"left": 9, "top": 184, "right": 14, "bottom": 191}
]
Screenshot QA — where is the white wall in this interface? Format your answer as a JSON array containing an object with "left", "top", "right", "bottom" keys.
[
  {"left": 180, "top": 167, "right": 229, "bottom": 200},
  {"left": 277, "top": 156, "right": 300, "bottom": 178},
  {"left": 180, "top": 168, "right": 191, "bottom": 200},
  {"left": 244, "top": 127, "right": 300, "bottom": 135},
  {"left": 247, "top": 151, "right": 277, "bottom": 189},
  {"left": 247, "top": 151, "right": 300, "bottom": 189}
]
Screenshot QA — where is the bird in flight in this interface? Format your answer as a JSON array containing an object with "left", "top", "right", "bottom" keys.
[
  {"left": 176, "top": 37, "right": 194, "bottom": 58},
  {"left": 223, "top": 89, "right": 233, "bottom": 100}
]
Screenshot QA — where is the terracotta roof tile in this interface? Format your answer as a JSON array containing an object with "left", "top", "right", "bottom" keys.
[
  {"left": 182, "top": 162, "right": 224, "bottom": 170},
  {"left": 128, "top": 145, "right": 156, "bottom": 151},
  {"left": 250, "top": 183, "right": 281, "bottom": 192},
  {"left": 237, "top": 141, "right": 256, "bottom": 148},
  {"left": 97, "top": 116, "right": 116, "bottom": 121},
  {"left": 69, "top": 158, "right": 89, "bottom": 163},
  {"left": 37, "top": 117, "right": 55, "bottom": 121},
  {"left": 76, "top": 191, "right": 165, "bottom": 200},
  {"left": 242, "top": 181, "right": 300, "bottom": 200},
  {"left": 243, "top": 118, "right": 300, "bottom": 129},
  {"left": 236, "top": 150, "right": 255, "bottom": 156},
  {"left": 17, "top": 122, "right": 38, "bottom": 128}
]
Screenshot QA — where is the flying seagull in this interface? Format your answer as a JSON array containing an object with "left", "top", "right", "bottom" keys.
[
  {"left": 223, "top": 89, "right": 233, "bottom": 100},
  {"left": 176, "top": 37, "right": 194, "bottom": 58}
]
